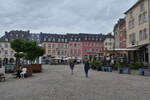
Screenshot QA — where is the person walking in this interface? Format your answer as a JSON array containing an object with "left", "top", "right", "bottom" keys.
[
  {"left": 69, "top": 60, "right": 75, "bottom": 75},
  {"left": 83, "top": 59, "right": 90, "bottom": 78}
]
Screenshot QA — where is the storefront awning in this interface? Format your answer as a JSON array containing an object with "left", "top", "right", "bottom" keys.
[{"left": 127, "top": 44, "right": 148, "bottom": 50}]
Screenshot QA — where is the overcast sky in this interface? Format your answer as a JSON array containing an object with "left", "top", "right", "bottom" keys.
[{"left": 0, "top": 0, "right": 137, "bottom": 37}]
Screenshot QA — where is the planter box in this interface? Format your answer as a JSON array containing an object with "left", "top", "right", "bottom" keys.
[
  {"left": 27, "top": 67, "right": 32, "bottom": 76},
  {"left": 30, "top": 64, "right": 42, "bottom": 73}
]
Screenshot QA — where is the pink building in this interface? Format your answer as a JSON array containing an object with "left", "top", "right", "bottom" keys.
[
  {"left": 82, "top": 41, "right": 104, "bottom": 59},
  {"left": 119, "top": 23, "right": 126, "bottom": 48},
  {"left": 68, "top": 41, "right": 82, "bottom": 59},
  {"left": 68, "top": 33, "right": 105, "bottom": 60}
]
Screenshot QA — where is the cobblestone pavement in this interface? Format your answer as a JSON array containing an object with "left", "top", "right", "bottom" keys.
[{"left": 0, "top": 64, "right": 150, "bottom": 100}]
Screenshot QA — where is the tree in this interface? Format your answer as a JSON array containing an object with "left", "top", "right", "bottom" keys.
[
  {"left": 11, "top": 38, "right": 45, "bottom": 65},
  {"left": 11, "top": 38, "right": 25, "bottom": 65}
]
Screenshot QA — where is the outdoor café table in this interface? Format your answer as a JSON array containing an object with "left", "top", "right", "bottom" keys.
[
  {"left": 139, "top": 68, "right": 150, "bottom": 75},
  {"left": 118, "top": 67, "right": 130, "bottom": 74},
  {"left": 101, "top": 66, "right": 112, "bottom": 72}
]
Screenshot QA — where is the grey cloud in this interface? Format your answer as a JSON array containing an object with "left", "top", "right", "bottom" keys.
[{"left": 0, "top": 0, "right": 137, "bottom": 37}]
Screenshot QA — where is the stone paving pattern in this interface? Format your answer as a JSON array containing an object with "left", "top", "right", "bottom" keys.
[{"left": 0, "top": 64, "right": 150, "bottom": 100}]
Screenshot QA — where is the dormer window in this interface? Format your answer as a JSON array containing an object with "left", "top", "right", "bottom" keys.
[
  {"left": 53, "top": 38, "right": 55, "bottom": 42},
  {"left": 48, "top": 38, "right": 51, "bottom": 42},
  {"left": 85, "top": 37, "right": 87, "bottom": 40},
  {"left": 62, "top": 39, "right": 64, "bottom": 42},
  {"left": 5, "top": 38, "right": 8, "bottom": 41},
  {"left": 58, "top": 39, "right": 60, "bottom": 42},
  {"left": 78, "top": 38, "right": 81, "bottom": 41},
  {"left": 44, "top": 38, "right": 46, "bottom": 42},
  {"left": 65, "top": 39, "right": 68, "bottom": 42}
]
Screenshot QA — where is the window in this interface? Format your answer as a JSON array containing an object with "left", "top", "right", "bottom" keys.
[
  {"left": 109, "top": 42, "right": 112, "bottom": 46},
  {"left": 48, "top": 38, "right": 51, "bottom": 41},
  {"left": 61, "top": 51, "right": 64, "bottom": 55},
  {"left": 74, "top": 43, "right": 77, "bottom": 47},
  {"left": 11, "top": 51, "right": 13, "bottom": 55},
  {"left": 143, "top": 12, "right": 147, "bottom": 22},
  {"left": 5, "top": 44, "right": 8, "bottom": 48},
  {"left": 128, "top": 19, "right": 135, "bottom": 29},
  {"left": 5, "top": 38, "right": 8, "bottom": 41},
  {"left": 48, "top": 50, "right": 50, "bottom": 55},
  {"left": 78, "top": 50, "right": 81, "bottom": 55},
  {"left": 92, "top": 49, "right": 95, "bottom": 52},
  {"left": 52, "top": 44, "right": 55, "bottom": 48},
  {"left": 129, "top": 12, "right": 133, "bottom": 18},
  {"left": 65, "top": 39, "right": 68, "bottom": 42},
  {"left": 43, "top": 44, "right": 46, "bottom": 48},
  {"left": 44, "top": 38, "right": 46, "bottom": 41},
  {"left": 129, "top": 33, "right": 135, "bottom": 44},
  {"left": 85, "top": 37, "right": 87, "bottom": 40},
  {"left": 58, "top": 51, "right": 60, "bottom": 55},
  {"left": 139, "top": 15, "right": 142, "bottom": 24},
  {"left": 62, "top": 39, "right": 64, "bottom": 42},
  {"left": 143, "top": 28, "right": 147, "bottom": 40},
  {"left": 139, "top": 12, "right": 147, "bottom": 25},
  {"left": 139, "top": 28, "right": 147, "bottom": 41},
  {"left": 78, "top": 43, "right": 81, "bottom": 47},
  {"left": 61, "top": 44, "right": 63, "bottom": 48},
  {"left": 78, "top": 38, "right": 81, "bottom": 41},
  {"left": 140, "top": 4, "right": 144, "bottom": 12},
  {"left": 96, "top": 49, "right": 98, "bottom": 52},
  {"left": 5, "top": 50, "right": 8, "bottom": 54},
  {"left": 70, "top": 49, "right": 73, "bottom": 54},
  {"left": 48, "top": 44, "right": 51, "bottom": 48},
  {"left": 52, "top": 50, "right": 55, "bottom": 55},
  {"left": 70, "top": 43, "right": 72, "bottom": 47},
  {"left": 74, "top": 50, "right": 77, "bottom": 54},
  {"left": 52, "top": 38, "right": 55, "bottom": 42},
  {"left": 58, "top": 39, "right": 60, "bottom": 42},
  {"left": 139, "top": 30, "right": 143, "bottom": 41}
]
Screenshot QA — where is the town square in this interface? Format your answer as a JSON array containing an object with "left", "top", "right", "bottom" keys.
[
  {"left": 1, "top": 64, "right": 150, "bottom": 100},
  {"left": 1, "top": 0, "right": 150, "bottom": 100}
]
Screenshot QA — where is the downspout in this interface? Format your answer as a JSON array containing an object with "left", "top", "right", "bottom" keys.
[{"left": 148, "top": 0, "right": 150, "bottom": 65}]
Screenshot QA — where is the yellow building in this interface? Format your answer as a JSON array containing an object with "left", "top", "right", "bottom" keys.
[{"left": 125, "top": 0, "right": 150, "bottom": 64}]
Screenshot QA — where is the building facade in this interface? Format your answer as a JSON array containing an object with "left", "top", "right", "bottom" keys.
[
  {"left": 0, "top": 30, "right": 30, "bottom": 66},
  {"left": 41, "top": 34, "right": 68, "bottom": 60},
  {"left": 114, "top": 18, "right": 126, "bottom": 49},
  {"left": 104, "top": 37, "right": 114, "bottom": 50},
  {"left": 125, "top": 0, "right": 149, "bottom": 64}
]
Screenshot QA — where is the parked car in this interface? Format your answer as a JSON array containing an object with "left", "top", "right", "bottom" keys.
[{"left": 5, "top": 64, "right": 16, "bottom": 73}]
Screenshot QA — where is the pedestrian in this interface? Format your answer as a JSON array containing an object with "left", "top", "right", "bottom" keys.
[
  {"left": 83, "top": 58, "right": 90, "bottom": 78},
  {"left": 69, "top": 60, "right": 75, "bottom": 75},
  {"left": 16, "top": 65, "right": 22, "bottom": 79},
  {"left": 110, "top": 58, "right": 114, "bottom": 68}
]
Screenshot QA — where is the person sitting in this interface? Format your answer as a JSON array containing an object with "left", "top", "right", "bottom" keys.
[
  {"left": 20, "top": 67, "right": 27, "bottom": 78},
  {"left": 16, "top": 67, "right": 22, "bottom": 79},
  {"left": 0, "top": 67, "right": 6, "bottom": 81}
]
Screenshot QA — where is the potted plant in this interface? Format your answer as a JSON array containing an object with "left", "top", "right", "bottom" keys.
[
  {"left": 90, "top": 61, "right": 96, "bottom": 70},
  {"left": 131, "top": 61, "right": 142, "bottom": 69},
  {"left": 95, "top": 60, "right": 102, "bottom": 71}
]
